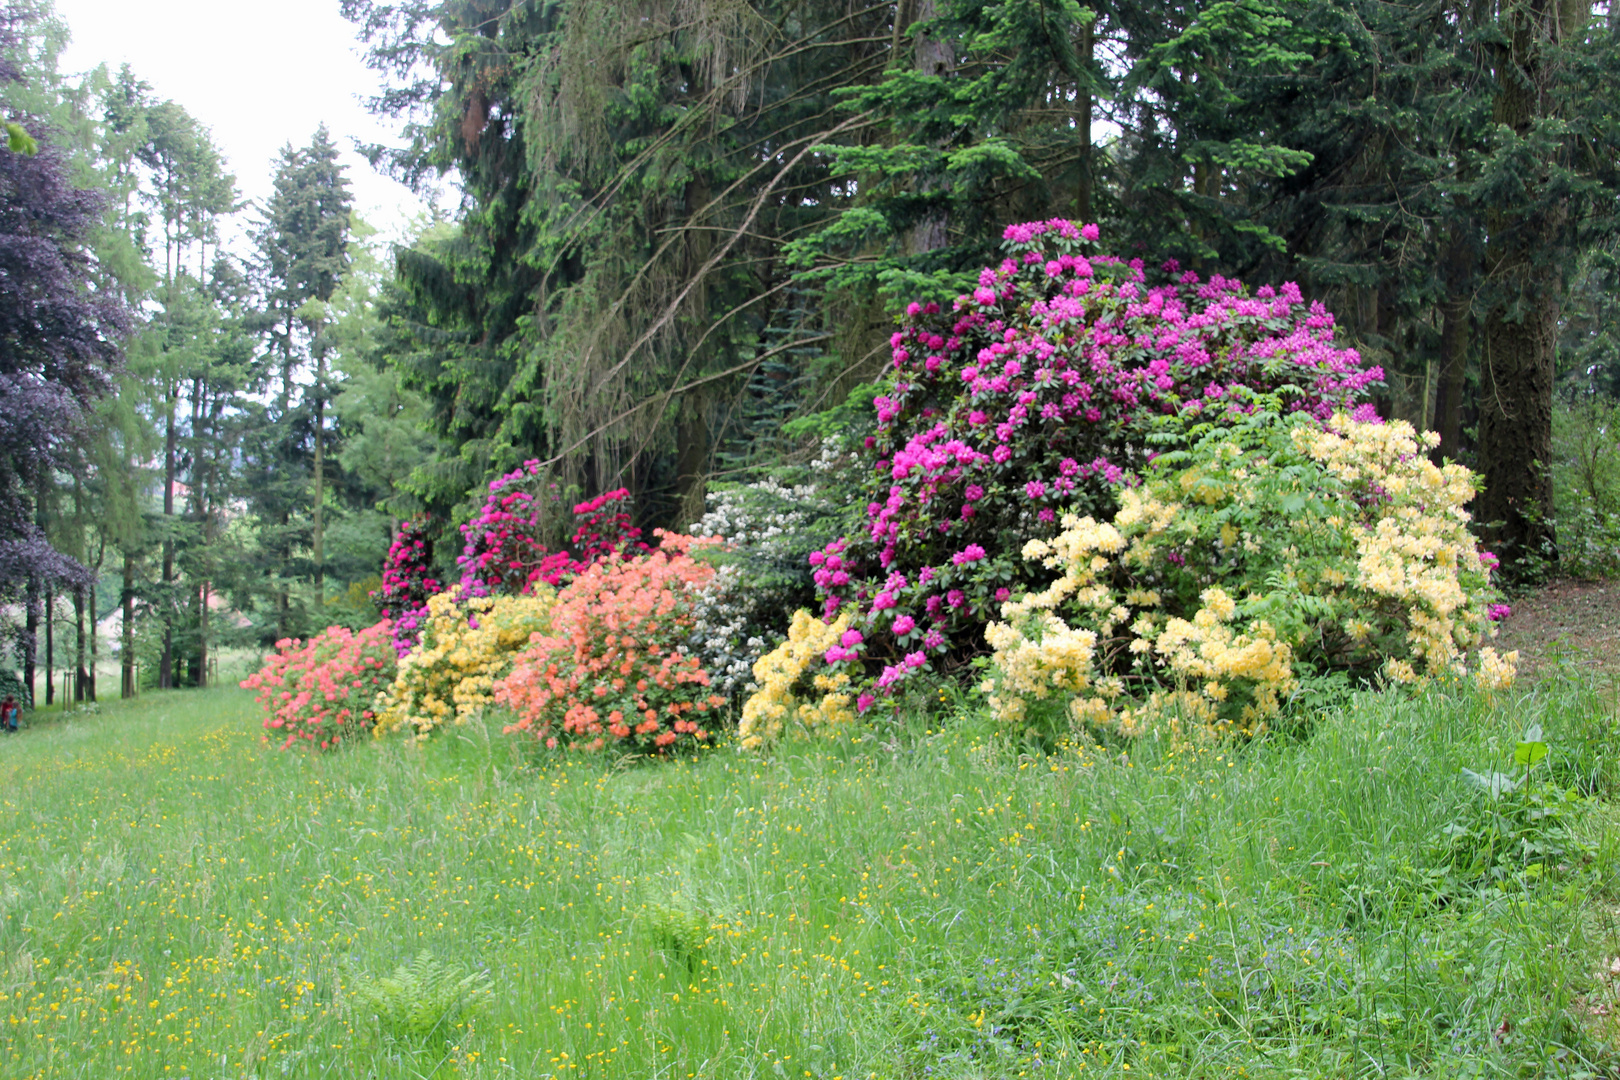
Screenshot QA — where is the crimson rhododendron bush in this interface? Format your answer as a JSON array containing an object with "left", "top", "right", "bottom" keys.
[
  {"left": 456, "top": 462, "right": 648, "bottom": 599},
  {"left": 805, "top": 219, "right": 1384, "bottom": 705},
  {"left": 240, "top": 621, "right": 397, "bottom": 749},
  {"left": 495, "top": 533, "right": 726, "bottom": 753},
  {"left": 374, "top": 516, "right": 442, "bottom": 656}
]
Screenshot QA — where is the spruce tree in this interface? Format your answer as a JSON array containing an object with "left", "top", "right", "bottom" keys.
[{"left": 251, "top": 127, "right": 353, "bottom": 632}]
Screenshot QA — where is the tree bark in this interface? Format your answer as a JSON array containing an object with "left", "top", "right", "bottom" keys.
[
  {"left": 907, "top": 0, "right": 953, "bottom": 255},
  {"left": 87, "top": 581, "right": 97, "bottom": 703},
  {"left": 44, "top": 584, "right": 52, "bottom": 706},
  {"left": 74, "top": 587, "right": 87, "bottom": 702},
  {"left": 1434, "top": 303, "right": 1470, "bottom": 462},
  {"left": 121, "top": 551, "right": 136, "bottom": 698},
  {"left": 312, "top": 366, "right": 325, "bottom": 604},
  {"left": 1477, "top": 287, "right": 1558, "bottom": 568},
  {"left": 1474, "top": 0, "right": 1590, "bottom": 576},
  {"left": 23, "top": 576, "right": 37, "bottom": 708},
  {"left": 188, "top": 379, "right": 209, "bottom": 687},
  {"left": 1075, "top": 17, "right": 1094, "bottom": 225},
  {"left": 675, "top": 397, "right": 710, "bottom": 527},
  {"left": 160, "top": 384, "right": 175, "bottom": 689},
  {"left": 1433, "top": 206, "right": 1476, "bottom": 463},
  {"left": 196, "top": 582, "right": 209, "bottom": 689}
]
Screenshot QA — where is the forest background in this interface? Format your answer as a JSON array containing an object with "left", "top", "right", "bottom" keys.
[{"left": 4, "top": 0, "right": 1620, "bottom": 708}]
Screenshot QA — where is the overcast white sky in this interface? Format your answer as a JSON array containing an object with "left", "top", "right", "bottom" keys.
[{"left": 52, "top": 0, "right": 440, "bottom": 247}]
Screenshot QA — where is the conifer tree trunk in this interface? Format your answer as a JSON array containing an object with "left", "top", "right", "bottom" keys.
[
  {"left": 1433, "top": 210, "right": 1475, "bottom": 463},
  {"left": 121, "top": 552, "right": 136, "bottom": 698},
  {"left": 196, "top": 583, "right": 209, "bottom": 689},
  {"left": 188, "top": 378, "right": 205, "bottom": 687},
  {"left": 908, "top": 0, "right": 953, "bottom": 254},
  {"left": 1475, "top": 0, "right": 1589, "bottom": 573},
  {"left": 74, "top": 587, "right": 87, "bottom": 703},
  {"left": 1076, "top": 17, "right": 1094, "bottom": 225},
  {"left": 275, "top": 323, "right": 294, "bottom": 641},
  {"left": 676, "top": 400, "right": 710, "bottom": 526},
  {"left": 1478, "top": 281, "right": 1558, "bottom": 565},
  {"left": 160, "top": 384, "right": 175, "bottom": 689},
  {"left": 312, "top": 358, "right": 325, "bottom": 603},
  {"left": 674, "top": 171, "right": 712, "bottom": 525},
  {"left": 24, "top": 576, "right": 37, "bottom": 708},
  {"left": 44, "top": 583, "right": 53, "bottom": 706},
  {"left": 87, "top": 581, "right": 97, "bottom": 703}
]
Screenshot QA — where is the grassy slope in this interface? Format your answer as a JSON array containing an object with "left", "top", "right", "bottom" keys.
[{"left": 0, "top": 683, "right": 1614, "bottom": 1079}]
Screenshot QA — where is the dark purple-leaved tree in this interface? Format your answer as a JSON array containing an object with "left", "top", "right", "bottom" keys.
[{"left": 0, "top": 4, "right": 129, "bottom": 700}]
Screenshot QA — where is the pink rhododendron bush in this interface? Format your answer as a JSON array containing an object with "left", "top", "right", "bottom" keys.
[
  {"left": 241, "top": 621, "right": 398, "bottom": 749},
  {"left": 495, "top": 532, "right": 727, "bottom": 754},
  {"left": 800, "top": 219, "right": 1385, "bottom": 704},
  {"left": 981, "top": 411, "right": 1516, "bottom": 741}
]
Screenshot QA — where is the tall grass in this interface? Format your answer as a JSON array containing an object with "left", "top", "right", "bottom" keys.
[{"left": 0, "top": 681, "right": 1613, "bottom": 1078}]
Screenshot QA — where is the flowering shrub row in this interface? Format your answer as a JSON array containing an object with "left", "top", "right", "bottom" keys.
[
  {"left": 807, "top": 219, "right": 1385, "bottom": 707},
  {"left": 374, "top": 590, "right": 559, "bottom": 741},
  {"left": 496, "top": 533, "right": 726, "bottom": 754},
  {"left": 254, "top": 216, "right": 1516, "bottom": 758},
  {"left": 456, "top": 461, "right": 648, "bottom": 599},
  {"left": 981, "top": 412, "right": 1516, "bottom": 740},
  {"left": 250, "top": 514, "right": 733, "bottom": 755},
  {"left": 240, "top": 621, "right": 397, "bottom": 749}
]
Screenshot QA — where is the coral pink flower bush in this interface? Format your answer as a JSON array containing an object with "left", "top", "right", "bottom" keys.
[
  {"left": 494, "top": 532, "right": 726, "bottom": 754},
  {"left": 456, "top": 461, "right": 649, "bottom": 599},
  {"left": 241, "top": 621, "right": 398, "bottom": 750},
  {"left": 810, "top": 219, "right": 1384, "bottom": 702},
  {"left": 374, "top": 517, "right": 442, "bottom": 656}
]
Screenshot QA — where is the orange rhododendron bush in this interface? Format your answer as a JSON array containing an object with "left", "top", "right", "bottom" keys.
[
  {"left": 240, "top": 620, "right": 397, "bottom": 749},
  {"left": 494, "top": 532, "right": 726, "bottom": 753}
]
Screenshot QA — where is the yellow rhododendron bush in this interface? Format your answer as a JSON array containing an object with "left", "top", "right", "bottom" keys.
[
  {"left": 984, "top": 411, "right": 1517, "bottom": 740},
  {"left": 738, "top": 609, "right": 860, "bottom": 750},
  {"left": 374, "top": 588, "right": 558, "bottom": 741}
]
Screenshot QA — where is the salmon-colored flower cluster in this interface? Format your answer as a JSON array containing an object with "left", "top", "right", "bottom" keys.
[
  {"left": 240, "top": 621, "right": 397, "bottom": 750},
  {"left": 495, "top": 532, "right": 726, "bottom": 754}
]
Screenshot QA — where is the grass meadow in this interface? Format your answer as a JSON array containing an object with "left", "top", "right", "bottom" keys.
[{"left": 0, "top": 680, "right": 1616, "bottom": 1078}]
